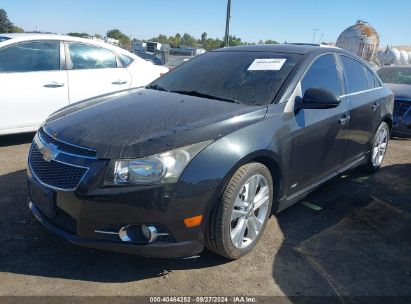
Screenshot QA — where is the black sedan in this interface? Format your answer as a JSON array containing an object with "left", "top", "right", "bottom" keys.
[
  {"left": 377, "top": 66, "right": 411, "bottom": 137},
  {"left": 27, "top": 44, "right": 393, "bottom": 259}
]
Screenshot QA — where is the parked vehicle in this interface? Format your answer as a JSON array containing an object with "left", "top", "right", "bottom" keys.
[
  {"left": 133, "top": 51, "right": 163, "bottom": 65},
  {"left": 165, "top": 56, "right": 191, "bottom": 70},
  {"left": 0, "top": 33, "right": 168, "bottom": 135},
  {"left": 27, "top": 44, "right": 393, "bottom": 259},
  {"left": 377, "top": 66, "right": 411, "bottom": 137}
]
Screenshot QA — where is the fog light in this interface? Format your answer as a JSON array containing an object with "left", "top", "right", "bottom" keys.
[
  {"left": 119, "top": 225, "right": 134, "bottom": 242},
  {"left": 141, "top": 225, "right": 158, "bottom": 243},
  {"left": 118, "top": 224, "right": 166, "bottom": 243}
]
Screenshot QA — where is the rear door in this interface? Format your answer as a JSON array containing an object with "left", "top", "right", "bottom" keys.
[
  {"left": 339, "top": 55, "right": 382, "bottom": 164},
  {"left": 289, "top": 54, "right": 349, "bottom": 194},
  {"left": 65, "top": 42, "right": 131, "bottom": 103},
  {"left": 0, "top": 40, "right": 69, "bottom": 134}
]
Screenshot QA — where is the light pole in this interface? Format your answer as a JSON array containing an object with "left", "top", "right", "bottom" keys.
[
  {"left": 312, "top": 28, "right": 319, "bottom": 43},
  {"left": 224, "top": 0, "right": 231, "bottom": 47}
]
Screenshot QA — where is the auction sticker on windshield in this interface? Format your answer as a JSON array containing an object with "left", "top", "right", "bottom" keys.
[{"left": 247, "top": 58, "right": 286, "bottom": 71}]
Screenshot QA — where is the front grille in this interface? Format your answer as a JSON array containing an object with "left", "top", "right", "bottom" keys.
[
  {"left": 39, "top": 128, "right": 96, "bottom": 158},
  {"left": 394, "top": 101, "right": 411, "bottom": 117},
  {"left": 29, "top": 144, "right": 88, "bottom": 190}
]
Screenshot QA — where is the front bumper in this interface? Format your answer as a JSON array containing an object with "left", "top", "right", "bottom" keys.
[
  {"left": 29, "top": 201, "right": 202, "bottom": 258},
  {"left": 26, "top": 129, "right": 220, "bottom": 258},
  {"left": 27, "top": 165, "right": 211, "bottom": 258}
]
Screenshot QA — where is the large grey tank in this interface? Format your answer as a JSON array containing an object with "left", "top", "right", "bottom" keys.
[{"left": 336, "top": 20, "right": 380, "bottom": 61}]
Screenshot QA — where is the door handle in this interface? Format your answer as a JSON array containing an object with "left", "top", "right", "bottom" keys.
[
  {"left": 112, "top": 79, "right": 128, "bottom": 85},
  {"left": 339, "top": 114, "right": 351, "bottom": 125},
  {"left": 371, "top": 102, "right": 379, "bottom": 111},
  {"left": 44, "top": 81, "right": 65, "bottom": 88}
]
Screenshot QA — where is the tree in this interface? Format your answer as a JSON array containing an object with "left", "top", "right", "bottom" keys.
[
  {"left": 11, "top": 25, "right": 24, "bottom": 33},
  {"left": 106, "top": 29, "right": 131, "bottom": 49},
  {"left": 0, "top": 9, "right": 14, "bottom": 33},
  {"left": 200, "top": 32, "right": 208, "bottom": 47},
  {"left": 264, "top": 39, "right": 278, "bottom": 44},
  {"left": 67, "top": 32, "right": 89, "bottom": 38},
  {"left": 168, "top": 34, "right": 181, "bottom": 48},
  {"left": 181, "top": 33, "right": 197, "bottom": 47},
  {"left": 228, "top": 35, "right": 243, "bottom": 46},
  {"left": 205, "top": 38, "right": 223, "bottom": 51},
  {"left": 94, "top": 33, "right": 102, "bottom": 39}
]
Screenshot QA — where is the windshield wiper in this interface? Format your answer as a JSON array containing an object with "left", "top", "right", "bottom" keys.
[
  {"left": 170, "top": 90, "right": 242, "bottom": 104},
  {"left": 146, "top": 84, "right": 169, "bottom": 92}
]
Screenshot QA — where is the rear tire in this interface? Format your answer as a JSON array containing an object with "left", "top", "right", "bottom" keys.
[
  {"left": 364, "top": 121, "right": 390, "bottom": 173},
  {"left": 205, "top": 162, "right": 273, "bottom": 259}
]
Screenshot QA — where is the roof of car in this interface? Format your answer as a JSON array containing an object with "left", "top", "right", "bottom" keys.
[
  {"left": 0, "top": 32, "right": 136, "bottom": 56},
  {"left": 215, "top": 43, "right": 340, "bottom": 55},
  {"left": 378, "top": 65, "right": 411, "bottom": 69}
]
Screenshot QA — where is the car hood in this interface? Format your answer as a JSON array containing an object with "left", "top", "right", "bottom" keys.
[
  {"left": 44, "top": 89, "right": 267, "bottom": 159},
  {"left": 385, "top": 83, "right": 411, "bottom": 100}
]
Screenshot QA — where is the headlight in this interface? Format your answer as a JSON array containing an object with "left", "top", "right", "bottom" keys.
[{"left": 104, "top": 140, "right": 212, "bottom": 185}]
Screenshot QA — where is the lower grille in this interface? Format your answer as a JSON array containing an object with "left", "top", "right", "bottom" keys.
[
  {"left": 29, "top": 144, "right": 88, "bottom": 190},
  {"left": 394, "top": 101, "right": 411, "bottom": 117}
]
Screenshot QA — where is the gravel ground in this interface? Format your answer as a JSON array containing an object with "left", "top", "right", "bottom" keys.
[{"left": 0, "top": 133, "right": 410, "bottom": 301}]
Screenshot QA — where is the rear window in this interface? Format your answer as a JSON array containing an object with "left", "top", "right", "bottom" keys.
[
  {"left": 150, "top": 51, "right": 302, "bottom": 105},
  {"left": 377, "top": 67, "right": 411, "bottom": 85},
  {"left": 341, "top": 56, "right": 369, "bottom": 93}
]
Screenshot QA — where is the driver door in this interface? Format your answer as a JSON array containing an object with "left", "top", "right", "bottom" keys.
[{"left": 288, "top": 54, "right": 349, "bottom": 195}]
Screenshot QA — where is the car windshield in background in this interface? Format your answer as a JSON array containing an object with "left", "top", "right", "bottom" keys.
[
  {"left": 377, "top": 67, "right": 411, "bottom": 85},
  {"left": 0, "top": 36, "right": 11, "bottom": 42},
  {"left": 150, "top": 51, "right": 302, "bottom": 105}
]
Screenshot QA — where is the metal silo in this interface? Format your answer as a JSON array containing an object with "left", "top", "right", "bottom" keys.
[
  {"left": 336, "top": 20, "right": 380, "bottom": 61},
  {"left": 399, "top": 50, "right": 409, "bottom": 65}
]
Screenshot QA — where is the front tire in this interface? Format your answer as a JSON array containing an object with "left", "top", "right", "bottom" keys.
[
  {"left": 205, "top": 162, "right": 273, "bottom": 259},
  {"left": 365, "top": 121, "right": 390, "bottom": 173}
]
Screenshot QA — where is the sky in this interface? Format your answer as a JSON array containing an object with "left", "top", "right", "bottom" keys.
[{"left": 2, "top": 0, "right": 410, "bottom": 46}]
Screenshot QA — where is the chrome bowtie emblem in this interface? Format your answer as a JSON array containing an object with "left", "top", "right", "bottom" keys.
[{"left": 40, "top": 143, "right": 59, "bottom": 162}]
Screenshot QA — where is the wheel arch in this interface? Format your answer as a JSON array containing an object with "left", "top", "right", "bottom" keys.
[
  {"left": 212, "top": 149, "right": 285, "bottom": 215},
  {"left": 382, "top": 115, "right": 393, "bottom": 132}
]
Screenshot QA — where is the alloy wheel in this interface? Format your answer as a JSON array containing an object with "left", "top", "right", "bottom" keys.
[
  {"left": 372, "top": 127, "right": 388, "bottom": 167},
  {"left": 230, "top": 174, "right": 270, "bottom": 249}
]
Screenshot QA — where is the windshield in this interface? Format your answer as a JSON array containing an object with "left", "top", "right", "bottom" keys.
[
  {"left": 0, "top": 36, "right": 11, "bottom": 42},
  {"left": 377, "top": 67, "right": 411, "bottom": 85},
  {"left": 150, "top": 51, "right": 302, "bottom": 105}
]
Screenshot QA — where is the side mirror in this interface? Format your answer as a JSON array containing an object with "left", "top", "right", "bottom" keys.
[{"left": 295, "top": 88, "right": 341, "bottom": 111}]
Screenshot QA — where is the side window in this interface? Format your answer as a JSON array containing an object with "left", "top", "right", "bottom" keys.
[
  {"left": 0, "top": 41, "right": 60, "bottom": 72},
  {"left": 365, "top": 68, "right": 375, "bottom": 89},
  {"left": 373, "top": 74, "right": 381, "bottom": 88},
  {"left": 340, "top": 56, "right": 369, "bottom": 93},
  {"left": 301, "top": 54, "right": 341, "bottom": 97},
  {"left": 119, "top": 54, "right": 133, "bottom": 67},
  {"left": 68, "top": 43, "right": 117, "bottom": 70}
]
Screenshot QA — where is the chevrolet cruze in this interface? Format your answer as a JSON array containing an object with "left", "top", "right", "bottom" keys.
[{"left": 27, "top": 44, "right": 393, "bottom": 259}]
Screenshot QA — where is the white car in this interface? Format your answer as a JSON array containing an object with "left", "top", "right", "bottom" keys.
[{"left": 0, "top": 33, "right": 168, "bottom": 135}]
